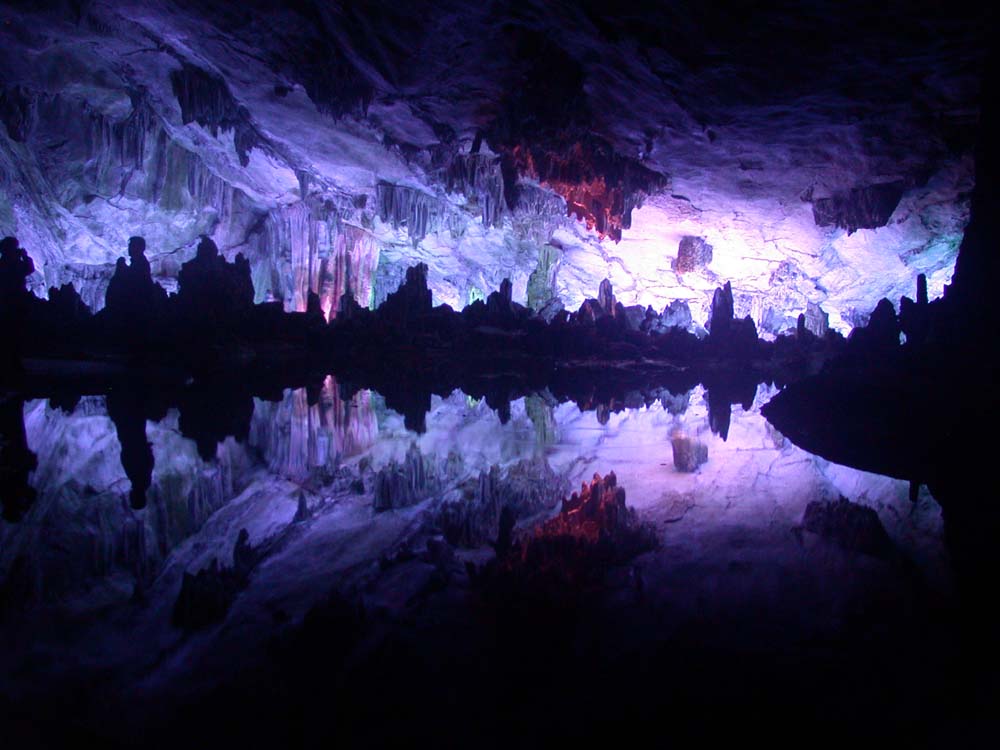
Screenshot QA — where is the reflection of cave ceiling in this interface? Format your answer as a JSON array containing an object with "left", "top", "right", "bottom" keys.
[{"left": 0, "top": 1, "right": 987, "bottom": 332}]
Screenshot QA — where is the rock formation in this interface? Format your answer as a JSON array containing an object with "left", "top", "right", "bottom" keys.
[{"left": 0, "top": 3, "right": 982, "bottom": 336}]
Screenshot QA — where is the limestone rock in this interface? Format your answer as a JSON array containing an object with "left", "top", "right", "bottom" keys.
[
  {"left": 801, "top": 496, "right": 895, "bottom": 560},
  {"left": 672, "top": 236, "right": 713, "bottom": 273},
  {"left": 671, "top": 436, "right": 709, "bottom": 472}
]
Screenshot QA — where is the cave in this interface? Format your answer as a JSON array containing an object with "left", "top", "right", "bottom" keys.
[{"left": 1, "top": 1, "right": 996, "bottom": 746}]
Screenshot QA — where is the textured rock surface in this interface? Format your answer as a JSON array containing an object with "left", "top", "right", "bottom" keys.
[{"left": 0, "top": 2, "right": 986, "bottom": 332}]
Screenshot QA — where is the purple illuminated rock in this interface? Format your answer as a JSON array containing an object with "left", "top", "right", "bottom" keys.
[
  {"left": 0, "top": 2, "right": 981, "bottom": 341},
  {"left": 620, "top": 304, "right": 646, "bottom": 332},
  {"left": 434, "top": 457, "right": 563, "bottom": 548},
  {"left": 671, "top": 436, "right": 708, "bottom": 472},
  {"left": 673, "top": 236, "right": 713, "bottom": 273},
  {"left": 536, "top": 297, "right": 565, "bottom": 324},
  {"left": 374, "top": 442, "right": 431, "bottom": 511},
  {"left": 660, "top": 300, "right": 693, "bottom": 331},
  {"left": 598, "top": 278, "right": 616, "bottom": 316},
  {"left": 804, "top": 302, "right": 829, "bottom": 337}
]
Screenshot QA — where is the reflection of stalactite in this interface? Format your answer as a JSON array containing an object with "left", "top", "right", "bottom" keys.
[
  {"left": 0, "top": 403, "right": 247, "bottom": 614},
  {"left": 251, "top": 378, "right": 378, "bottom": 480},
  {"left": 316, "top": 376, "right": 378, "bottom": 458},
  {"left": 253, "top": 204, "right": 378, "bottom": 320}
]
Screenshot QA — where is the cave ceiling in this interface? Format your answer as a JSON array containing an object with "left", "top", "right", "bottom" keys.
[{"left": 0, "top": 0, "right": 988, "bottom": 332}]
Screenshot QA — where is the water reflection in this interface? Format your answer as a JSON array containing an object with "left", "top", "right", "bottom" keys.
[{"left": 0, "top": 372, "right": 949, "bottom": 622}]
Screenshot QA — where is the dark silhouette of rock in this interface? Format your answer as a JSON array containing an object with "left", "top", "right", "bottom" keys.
[
  {"left": 899, "top": 274, "right": 930, "bottom": 347},
  {"left": 0, "top": 395, "right": 37, "bottom": 522},
  {"left": 175, "top": 236, "right": 253, "bottom": 334},
  {"left": 102, "top": 236, "right": 169, "bottom": 347},
  {"left": 848, "top": 297, "right": 899, "bottom": 353},
  {"left": 706, "top": 282, "right": 758, "bottom": 357},
  {"left": 337, "top": 285, "right": 367, "bottom": 321},
  {"left": 486, "top": 277, "right": 513, "bottom": 317},
  {"left": 801, "top": 496, "right": 895, "bottom": 560},
  {"left": 306, "top": 290, "right": 324, "bottom": 318},
  {"left": 0, "top": 237, "right": 37, "bottom": 370},
  {"left": 106, "top": 388, "right": 156, "bottom": 509},
  {"left": 0, "top": 236, "right": 35, "bottom": 303},
  {"left": 172, "top": 528, "right": 261, "bottom": 630},
  {"left": 377, "top": 262, "right": 432, "bottom": 330},
  {"left": 178, "top": 384, "right": 253, "bottom": 461},
  {"left": 811, "top": 181, "right": 906, "bottom": 233},
  {"left": 705, "top": 376, "right": 757, "bottom": 441},
  {"left": 105, "top": 257, "right": 130, "bottom": 312},
  {"left": 708, "top": 281, "right": 735, "bottom": 335},
  {"left": 230, "top": 252, "right": 254, "bottom": 309},
  {"left": 46, "top": 283, "right": 90, "bottom": 324}
]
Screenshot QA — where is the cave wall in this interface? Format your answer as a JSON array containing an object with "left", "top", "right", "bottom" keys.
[{"left": 0, "top": 1, "right": 984, "bottom": 333}]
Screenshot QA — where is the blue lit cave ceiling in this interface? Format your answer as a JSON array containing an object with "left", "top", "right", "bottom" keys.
[{"left": 0, "top": 1, "right": 985, "bottom": 333}]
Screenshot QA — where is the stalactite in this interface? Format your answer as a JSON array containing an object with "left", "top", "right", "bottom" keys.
[
  {"left": 249, "top": 202, "right": 378, "bottom": 318},
  {"left": 443, "top": 153, "right": 505, "bottom": 228},
  {"left": 377, "top": 181, "right": 444, "bottom": 245},
  {"left": 15, "top": 91, "right": 164, "bottom": 209},
  {"left": 325, "top": 224, "right": 379, "bottom": 320},
  {"left": 170, "top": 62, "right": 257, "bottom": 166},
  {"left": 510, "top": 183, "right": 566, "bottom": 244},
  {"left": 810, "top": 181, "right": 907, "bottom": 233}
]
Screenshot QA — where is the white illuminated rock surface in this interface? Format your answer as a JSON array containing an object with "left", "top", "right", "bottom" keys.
[{"left": 0, "top": 2, "right": 980, "bottom": 331}]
